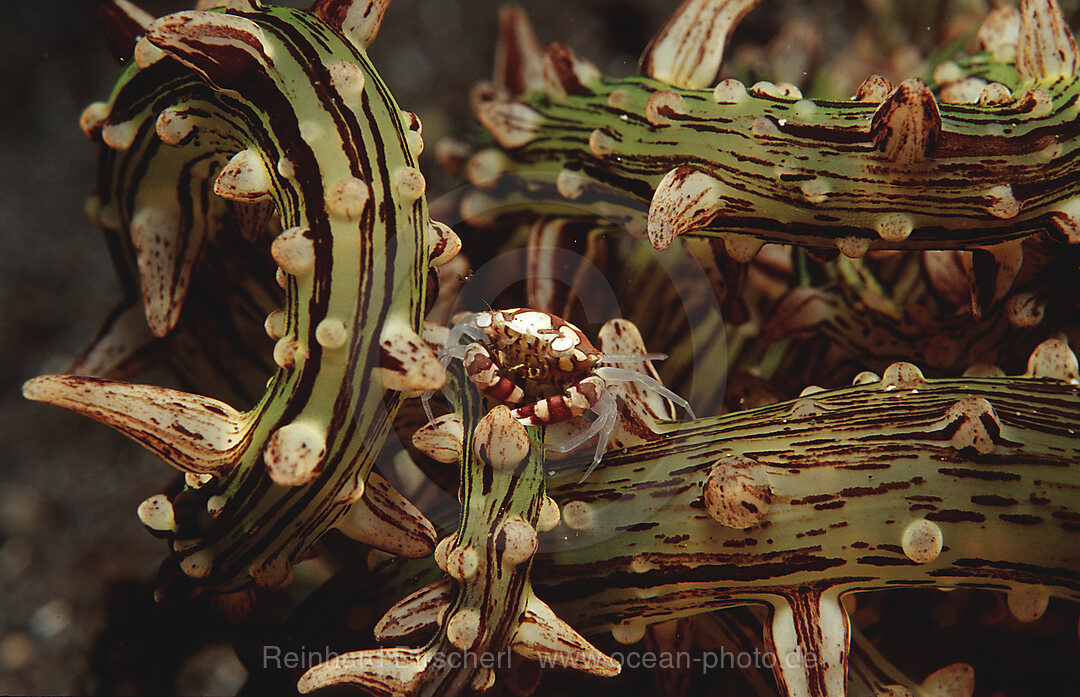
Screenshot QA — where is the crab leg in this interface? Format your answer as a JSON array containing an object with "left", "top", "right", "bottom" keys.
[{"left": 464, "top": 343, "right": 527, "bottom": 403}]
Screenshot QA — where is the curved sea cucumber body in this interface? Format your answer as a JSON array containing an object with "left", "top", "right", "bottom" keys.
[{"left": 25, "top": 2, "right": 452, "bottom": 591}]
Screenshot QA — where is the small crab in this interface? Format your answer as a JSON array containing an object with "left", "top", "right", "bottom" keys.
[{"left": 426, "top": 308, "right": 694, "bottom": 481}]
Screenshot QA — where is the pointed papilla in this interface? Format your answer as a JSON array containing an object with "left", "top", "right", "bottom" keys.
[
  {"left": 1016, "top": 0, "right": 1078, "bottom": 83},
  {"left": 23, "top": 375, "right": 243, "bottom": 475},
  {"left": 99, "top": 0, "right": 155, "bottom": 64},
  {"left": 495, "top": 5, "right": 546, "bottom": 95},
  {"left": 146, "top": 11, "right": 270, "bottom": 90},
  {"left": 870, "top": 78, "right": 941, "bottom": 164},
  {"left": 511, "top": 592, "right": 621, "bottom": 677},
  {"left": 312, "top": 0, "right": 393, "bottom": 49},
  {"left": 647, "top": 165, "right": 726, "bottom": 250},
  {"left": 640, "top": 0, "right": 762, "bottom": 89},
  {"left": 335, "top": 472, "right": 437, "bottom": 557},
  {"left": 377, "top": 324, "right": 446, "bottom": 393}
]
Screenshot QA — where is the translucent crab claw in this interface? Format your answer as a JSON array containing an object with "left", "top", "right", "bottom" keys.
[
  {"left": 544, "top": 391, "right": 619, "bottom": 483},
  {"left": 420, "top": 312, "right": 485, "bottom": 423},
  {"left": 594, "top": 366, "right": 697, "bottom": 420}
]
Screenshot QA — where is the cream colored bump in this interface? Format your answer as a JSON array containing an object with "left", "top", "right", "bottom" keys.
[
  {"left": 749, "top": 81, "right": 802, "bottom": 100},
  {"left": 173, "top": 538, "right": 199, "bottom": 553},
  {"left": 562, "top": 500, "right": 594, "bottom": 530},
  {"left": 984, "top": 184, "right": 1021, "bottom": 219},
  {"left": 881, "top": 361, "right": 926, "bottom": 390},
  {"left": 273, "top": 336, "right": 301, "bottom": 370},
  {"left": 963, "top": 364, "right": 1005, "bottom": 378},
  {"left": 326, "top": 60, "right": 366, "bottom": 101},
  {"left": 837, "top": 236, "right": 872, "bottom": 258},
  {"left": 940, "top": 77, "right": 986, "bottom": 104},
  {"left": 275, "top": 268, "right": 288, "bottom": 290},
  {"left": 299, "top": 119, "right": 324, "bottom": 143},
  {"left": 1006, "top": 586, "right": 1050, "bottom": 622},
  {"left": 799, "top": 178, "right": 831, "bottom": 204},
  {"left": 472, "top": 406, "right": 530, "bottom": 470},
  {"left": 433, "top": 535, "right": 454, "bottom": 571},
  {"left": 276, "top": 156, "right": 296, "bottom": 180},
  {"left": 979, "top": 82, "right": 1013, "bottom": 106},
  {"left": 395, "top": 167, "right": 426, "bottom": 201},
  {"left": 315, "top": 318, "right": 348, "bottom": 349},
  {"left": 793, "top": 99, "right": 816, "bottom": 116},
  {"left": 446, "top": 544, "right": 479, "bottom": 580},
  {"left": 799, "top": 385, "right": 826, "bottom": 397},
  {"left": 851, "top": 371, "right": 880, "bottom": 385},
  {"left": 214, "top": 149, "right": 272, "bottom": 202},
  {"left": 470, "top": 668, "right": 496, "bottom": 692},
  {"left": 325, "top": 177, "right": 370, "bottom": 219},
  {"left": 556, "top": 168, "right": 586, "bottom": 200},
  {"left": 854, "top": 74, "right": 893, "bottom": 102},
  {"left": 446, "top": 608, "right": 482, "bottom": 651},
  {"left": 920, "top": 663, "right": 974, "bottom": 697},
  {"left": 1025, "top": 338, "right": 1080, "bottom": 381},
  {"left": 1020, "top": 88, "right": 1053, "bottom": 117},
  {"left": 611, "top": 620, "right": 646, "bottom": 645},
  {"left": 271, "top": 227, "right": 315, "bottom": 276},
  {"left": 180, "top": 550, "right": 214, "bottom": 579},
  {"left": 499, "top": 516, "right": 538, "bottom": 566},
  {"left": 249, "top": 556, "right": 293, "bottom": 590},
  {"left": 101, "top": 120, "right": 138, "bottom": 150},
  {"left": 79, "top": 101, "right": 109, "bottom": 139},
  {"left": 750, "top": 115, "right": 782, "bottom": 138},
  {"left": 704, "top": 455, "right": 771, "bottom": 529},
  {"left": 134, "top": 36, "right": 166, "bottom": 68},
  {"left": 155, "top": 107, "right": 195, "bottom": 146},
  {"left": 460, "top": 190, "right": 497, "bottom": 226},
  {"left": 185, "top": 472, "right": 212, "bottom": 489},
  {"left": 406, "top": 130, "right": 424, "bottom": 157},
  {"left": 428, "top": 220, "right": 462, "bottom": 267},
  {"left": 206, "top": 494, "right": 227, "bottom": 517},
  {"left": 606, "top": 88, "right": 632, "bottom": 110},
  {"left": 1005, "top": 293, "right": 1045, "bottom": 328},
  {"left": 790, "top": 397, "right": 824, "bottom": 418},
  {"left": 724, "top": 234, "right": 764, "bottom": 262},
  {"left": 264, "top": 310, "right": 286, "bottom": 340},
  {"left": 137, "top": 494, "right": 177, "bottom": 532},
  {"left": 83, "top": 195, "right": 103, "bottom": 226},
  {"left": 588, "top": 128, "right": 619, "bottom": 157},
  {"left": 465, "top": 150, "right": 506, "bottom": 189},
  {"left": 932, "top": 61, "right": 965, "bottom": 86},
  {"left": 901, "top": 519, "right": 943, "bottom": 564},
  {"left": 645, "top": 90, "right": 685, "bottom": 125},
  {"left": 713, "top": 79, "right": 748, "bottom": 104},
  {"left": 411, "top": 413, "right": 464, "bottom": 464},
  {"left": 875, "top": 213, "right": 915, "bottom": 242},
  {"left": 537, "top": 496, "right": 561, "bottom": 532},
  {"left": 647, "top": 165, "right": 725, "bottom": 250},
  {"left": 264, "top": 422, "right": 327, "bottom": 486}
]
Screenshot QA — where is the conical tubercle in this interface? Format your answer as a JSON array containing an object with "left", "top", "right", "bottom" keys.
[
  {"left": 647, "top": 165, "right": 727, "bottom": 250},
  {"left": 494, "top": 4, "right": 546, "bottom": 95},
  {"left": 311, "top": 0, "right": 393, "bottom": 49},
  {"left": 870, "top": 78, "right": 942, "bottom": 165},
  {"left": 334, "top": 471, "right": 437, "bottom": 558},
  {"left": 23, "top": 375, "right": 243, "bottom": 475},
  {"left": 1016, "top": 0, "right": 1078, "bottom": 83},
  {"left": 510, "top": 590, "right": 621, "bottom": 677},
  {"left": 640, "top": 0, "right": 763, "bottom": 89},
  {"left": 129, "top": 204, "right": 202, "bottom": 337}
]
